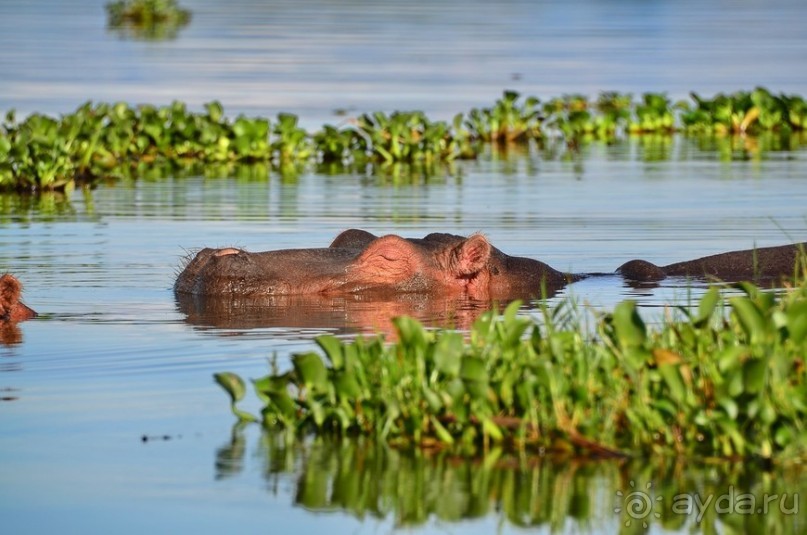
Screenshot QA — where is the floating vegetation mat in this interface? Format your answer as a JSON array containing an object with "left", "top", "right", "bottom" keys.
[
  {"left": 2, "top": 88, "right": 806, "bottom": 190},
  {"left": 216, "top": 275, "right": 807, "bottom": 462}
]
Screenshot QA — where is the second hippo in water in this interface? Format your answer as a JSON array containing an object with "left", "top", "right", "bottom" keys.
[
  {"left": 0, "top": 273, "right": 37, "bottom": 346},
  {"left": 616, "top": 242, "right": 807, "bottom": 283},
  {"left": 0, "top": 274, "right": 36, "bottom": 324},
  {"left": 175, "top": 229, "right": 806, "bottom": 301}
]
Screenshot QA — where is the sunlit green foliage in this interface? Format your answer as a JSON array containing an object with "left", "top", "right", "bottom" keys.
[
  {"left": 465, "top": 90, "right": 542, "bottom": 142},
  {"left": 628, "top": 93, "right": 677, "bottom": 134},
  {"left": 680, "top": 87, "right": 800, "bottom": 135},
  {"left": 2, "top": 88, "right": 807, "bottom": 191},
  {"left": 218, "top": 275, "right": 807, "bottom": 461}
]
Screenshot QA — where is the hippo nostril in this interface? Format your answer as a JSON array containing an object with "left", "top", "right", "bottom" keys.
[{"left": 215, "top": 248, "right": 240, "bottom": 257}]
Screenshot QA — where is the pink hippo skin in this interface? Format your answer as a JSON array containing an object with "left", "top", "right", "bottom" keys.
[{"left": 175, "top": 230, "right": 807, "bottom": 300}]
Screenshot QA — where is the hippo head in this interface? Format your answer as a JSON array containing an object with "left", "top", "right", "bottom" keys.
[
  {"left": 0, "top": 274, "right": 36, "bottom": 345},
  {"left": 175, "top": 230, "right": 569, "bottom": 301},
  {"left": 0, "top": 274, "right": 36, "bottom": 324}
]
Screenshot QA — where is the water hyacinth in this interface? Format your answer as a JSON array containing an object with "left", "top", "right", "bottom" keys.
[
  {"left": 2, "top": 88, "right": 807, "bottom": 191},
  {"left": 217, "top": 273, "right": 807, "bottom": 462},
  {"left": 106, "top": 0, "right": 191, "bottom": 40}
]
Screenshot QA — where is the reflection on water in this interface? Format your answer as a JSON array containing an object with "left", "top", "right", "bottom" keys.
[
  {"left": 215, "top": 427, "right": 806, "bottom": 533},
  {"left": 176, "top": 291, "right": 516, "bottom": 339}
]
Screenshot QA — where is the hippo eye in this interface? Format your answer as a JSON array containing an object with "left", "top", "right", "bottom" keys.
[{"left": 491, "top": 266, "right": 499, "bottom": 275}]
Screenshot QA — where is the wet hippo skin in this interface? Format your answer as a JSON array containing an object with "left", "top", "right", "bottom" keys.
[
  {"left": 176, "top": 230, "right": 806, "bottom": 301},
  {"left": 616, "top": 242, "right": 807, "bottom": 283}
]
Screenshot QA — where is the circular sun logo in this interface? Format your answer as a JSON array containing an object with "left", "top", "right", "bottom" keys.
[{"left": 614, "top": 480, "right": 663, "bottom": 528}]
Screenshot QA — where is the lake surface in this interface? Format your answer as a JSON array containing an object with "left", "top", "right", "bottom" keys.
[{"left": 1, "top": 1, "right": 807, "bottom": 533}]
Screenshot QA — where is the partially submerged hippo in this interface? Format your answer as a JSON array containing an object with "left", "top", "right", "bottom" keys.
[
  {"left": 175, "top": 229, "right": 806, "bottom": 301},
  {"left": 0, "top": 274, "right": 36, "bottom": 324},
  {"left": 175, "top": 229, "right": 575, "bottom": 300},
  {"left": 617, "top": 242, "right": 807, "bottom": 283},
  {"left": 0, "top": 274, "right": 36, "bottom": 345}
]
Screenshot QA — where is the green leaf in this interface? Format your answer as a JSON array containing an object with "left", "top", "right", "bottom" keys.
[
  {"left": 432, "top": 332, "right": 463, "bottom": 377},
  {"left": 743, "top": 358, "right": 767, "bottom": 394},
  {"left": 658, "top": 364, "right": 687, "bottom": 404},
  {"left": 786, "top": 301, "right": 807, "bottom": 344},
  {"left": 431, "top": 416, "right": 454, "bottom": 444},
  {"left": 730, "top": 296, "right": 768, "bottom": 342},
  {"left": 292, "top": 352, "right": 329, "bottom": 393},
  {"left": 460, "top": 355, "right": 488, "bottom": 399},
  {"left": 694, "top": 286, "right": 720, "bottom": 327},
  {"left": 481, "top": 417, "right": 503, "bottom": 442},
  {"left": 316, "top": 334, "right": 344, "bottom": 369},
  {"left": 612, "top": 300, "right": 647, "bottom": 349},
  {"left": 214, "top": 372, "right": 247, "bottom": 404},
  {"left": 393, "top": 315, "right": 429, "bottom": 348},
  {"left": 332, "top": 369, "right": 362, "bottom": 400}
]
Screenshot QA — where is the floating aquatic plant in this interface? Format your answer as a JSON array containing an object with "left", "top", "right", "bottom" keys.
[
  {"left": 106, "top": 0, "right": 191, "bottom": 40},
  {"left": 2, "top": 88, "right": 807, "bottom": 191},
  {"left": 217, "top": 272, "right": 807, "bottom": 462}
]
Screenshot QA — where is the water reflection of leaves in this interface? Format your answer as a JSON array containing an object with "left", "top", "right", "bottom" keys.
[{"left": 215, "top": 428, "right": 807, "bottom": 533}]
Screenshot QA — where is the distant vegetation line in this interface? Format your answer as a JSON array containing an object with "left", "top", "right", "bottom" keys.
[{"left": 1, "top": 87, "right": 805, "bottom": 191}]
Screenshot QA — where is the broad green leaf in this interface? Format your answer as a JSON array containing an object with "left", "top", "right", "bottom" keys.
[
  {"left": 461, "top": 356, "right": 489, "bottom": 399},
  {"left": 433, "top": 332, "right": 463, "bottom": 377},
  {"left": 719, "top": 398, "right": 739, "bottom": 420},
  {"left": 730, "top": 296, "right": 767, "bottom": 342},
  {"left": 658, "top": 364, "right": 687, "bottom": 404},
  {"left": 316, "top": 334, "right": 344, "bottom": 369},
  {"left": 786, "top": 301, "right": 807, "bottom": 344},
  {"left": 292, "top": 352, "right": 329, "bottom": 393},
  {"left": 694, "top": 286, "right": 720, "bottom": 326},
  {"left": 332, "top": 370, "right": 362, "bottom": 400},
  {"left": 214, "top": 372, "right": 246, "bottom": 404},
  {"left": 393, "top": 315, "right": 428, "bottom": 348},
  {"left": 612, "top": 300, "right": 646, "bottom": 349},
  {"left": 743, "top": 358, "right": 767, "bottom": 394}
]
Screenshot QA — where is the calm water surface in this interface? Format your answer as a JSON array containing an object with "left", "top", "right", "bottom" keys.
[{"left": 2, "top": 1, "right": 807, "bottom": 533}]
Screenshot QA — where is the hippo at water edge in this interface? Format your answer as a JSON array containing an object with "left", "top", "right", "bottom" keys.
[{"left": 175, "top": 229, "right": 806, "bottom": 302}]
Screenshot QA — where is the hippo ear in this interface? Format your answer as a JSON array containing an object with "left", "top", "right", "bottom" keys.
[
  {"left": 353, "top": 235, "right": 417, "bottom": 282},
  {"left": 450, "top": 234, "right": 491, "bottom": 276},
  {"left": 0, "top": 274, "right": 21, "bottom": 307}
]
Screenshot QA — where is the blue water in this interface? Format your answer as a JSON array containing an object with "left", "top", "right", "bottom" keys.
[{"left": 1, "top": 1, "right": 807, "bottom": 533}]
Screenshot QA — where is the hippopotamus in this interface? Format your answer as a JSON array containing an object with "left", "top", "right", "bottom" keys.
[
  {"left": 0, "top": 274, "right": 36, "bottom": 324},
  {"left": 0, "top": 274, "right": 36, "bottom": 345},
  {"left": 175, "top": 229, "right": 806, "bottom": 301},
  {"left": 617, "top": 242, "right": 807, "bottom": 283}
]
